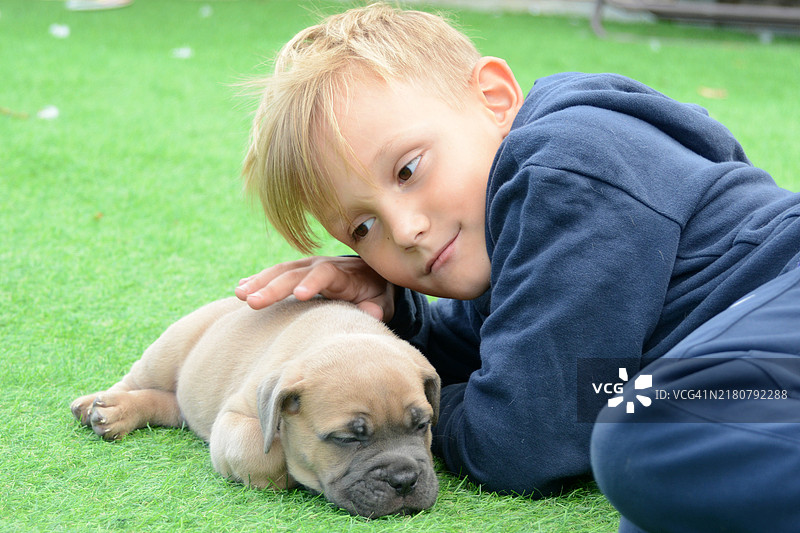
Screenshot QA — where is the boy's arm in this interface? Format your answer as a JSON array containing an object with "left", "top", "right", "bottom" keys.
[
  {"left": 235, "top": 256, "right": 395, "bottom": 321},
  {"left": 387, "top": 289, "right": 484, "bottom": 387}
]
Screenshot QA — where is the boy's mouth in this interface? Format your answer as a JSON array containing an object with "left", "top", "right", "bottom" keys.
[{"left": 427, "top": 232, "right": 459, "bottom": 274}]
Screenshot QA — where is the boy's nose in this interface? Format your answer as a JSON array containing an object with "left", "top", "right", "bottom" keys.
[{"left": 388, "top": 210, "right": 429, "bottom": 249}]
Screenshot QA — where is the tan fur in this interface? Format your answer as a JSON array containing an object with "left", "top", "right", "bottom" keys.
[{"left": 71, "top": 297, "right": 440, "bottom": 517}]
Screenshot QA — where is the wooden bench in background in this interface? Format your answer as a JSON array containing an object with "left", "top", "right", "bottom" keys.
[{"left": 592, "top": 0, "right": 800, "bottom": 37}]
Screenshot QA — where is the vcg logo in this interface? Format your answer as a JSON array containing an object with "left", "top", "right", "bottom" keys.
[{"left": 592, "top": 368, "right": 653, "bottom": 413}]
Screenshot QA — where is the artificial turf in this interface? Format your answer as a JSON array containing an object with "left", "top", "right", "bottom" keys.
[{"left": 2, "top": 0, "right": 798, "bottom": 531}]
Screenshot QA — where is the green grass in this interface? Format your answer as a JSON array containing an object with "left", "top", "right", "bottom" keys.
[{"left": 1, "top": 0, "right": 798, "bottom": 531}]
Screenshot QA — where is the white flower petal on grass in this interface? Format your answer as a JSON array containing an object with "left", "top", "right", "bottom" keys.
[
  {"left": 49, "top": 24, "right": 70, "bottom": 39},
  {"left": 171, "top": 47, "right": 193, "bottom": 59},
  {"left": 37, "top": 106, "right": 60, "bottom": 120},
  {"left": 649, "top": 39, "right": 661, "bottom": 53}
]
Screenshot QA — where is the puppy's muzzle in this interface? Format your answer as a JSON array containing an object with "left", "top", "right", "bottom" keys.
[{"left": 327, "top": 446, "right": 438, "bottom": 518}]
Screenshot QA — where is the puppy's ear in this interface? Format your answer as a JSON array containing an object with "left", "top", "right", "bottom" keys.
[
  {"left": 423, "top": 373, "right": 441, "bottom": 426},
  {"left": 256, "top": 371, "right": 303, "bottom": 454},
  {"left": 405, "top": 349, "right": 442, "bottom": 425}
]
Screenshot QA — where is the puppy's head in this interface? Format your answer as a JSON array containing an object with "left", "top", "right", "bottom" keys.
[{"left": 257, "top": 332, "right": 440, "bottom": 518}]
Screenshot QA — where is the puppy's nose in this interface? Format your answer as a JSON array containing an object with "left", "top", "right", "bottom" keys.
[{"left": 387, "top": 468, "right": 419, "bottom": 496}]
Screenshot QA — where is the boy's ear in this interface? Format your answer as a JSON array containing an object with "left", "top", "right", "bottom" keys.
[{"left": 472, "top": 57, "right": 524, "bottom": 135}]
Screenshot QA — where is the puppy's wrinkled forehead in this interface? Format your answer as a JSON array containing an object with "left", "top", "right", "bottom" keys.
[{"left": 300, "top": 343, "right": 433, "bottom": 430}]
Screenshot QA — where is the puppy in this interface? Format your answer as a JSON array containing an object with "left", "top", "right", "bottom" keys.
[{"left": 71, "top": 297, "right": 440, "bottom": 517}]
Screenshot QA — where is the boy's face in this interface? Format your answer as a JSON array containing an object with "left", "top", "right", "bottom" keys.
[{"left": 319, "top": 74, "right": 514, "bottom": 300}]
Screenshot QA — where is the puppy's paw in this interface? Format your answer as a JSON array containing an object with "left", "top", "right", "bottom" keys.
[
  {"left": 73, "top": 391, "right": 137, "bottom": 440},
  {"left": 70, "top": 393, "right": 98, "bottom": 426}
]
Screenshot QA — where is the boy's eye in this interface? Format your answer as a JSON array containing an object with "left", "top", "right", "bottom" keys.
[
  {"left": 352, "top": 217, "right": 375, "bottom": 241},
  {"left": 398, "top": 156, "right": 421, "bottom": 183}
]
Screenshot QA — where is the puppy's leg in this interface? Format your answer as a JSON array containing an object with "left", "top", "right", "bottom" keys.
[
  {"left": 69, "top": 326, "right": 197, "bottom": 438},
  {"left": 71, "top": 382, "right": 183, "bottom": 440},
  {"left": 70, "top": 355, "right": 185, "bottom": 439},
  {"left": 71, "top": 298, "right": 245, "bottom": 438},
  {"left": 209, "top": 410, "right": 293, "bottom": 490}
]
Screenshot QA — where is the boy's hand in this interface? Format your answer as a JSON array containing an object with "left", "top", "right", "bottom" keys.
[{"left": 235, "top": 256, "right": 395, "bottom": 322}]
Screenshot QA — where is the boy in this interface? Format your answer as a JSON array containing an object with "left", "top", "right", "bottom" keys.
[{"left": 235, "top": 4, "right": 800, "bottom": 531}]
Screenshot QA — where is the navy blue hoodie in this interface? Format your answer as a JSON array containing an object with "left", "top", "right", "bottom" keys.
[{"left": 389, "top": 72, "right": 800, "bottom": 496}]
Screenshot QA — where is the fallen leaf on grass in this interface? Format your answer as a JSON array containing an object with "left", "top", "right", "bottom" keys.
[
  {"left": 1, "top": 106, "right": 30, "bottom": 119},
  {"left": 697, "top": 86, "right": 728, "bottom": 100}
]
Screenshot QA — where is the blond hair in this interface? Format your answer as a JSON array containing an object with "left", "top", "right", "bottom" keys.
[{"left": 242, "top": 3, "right": 481, "bottom": 253}]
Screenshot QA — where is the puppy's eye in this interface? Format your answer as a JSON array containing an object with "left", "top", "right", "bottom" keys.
[
  {"left": 398, "top": 155, "right": 421, "bottom": 183},
  {"left": 415, "top": 420, "right": 430, "bottom": 432},
  {"left": 329, "top": 435, "right": 360, "bottom": 446}
]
